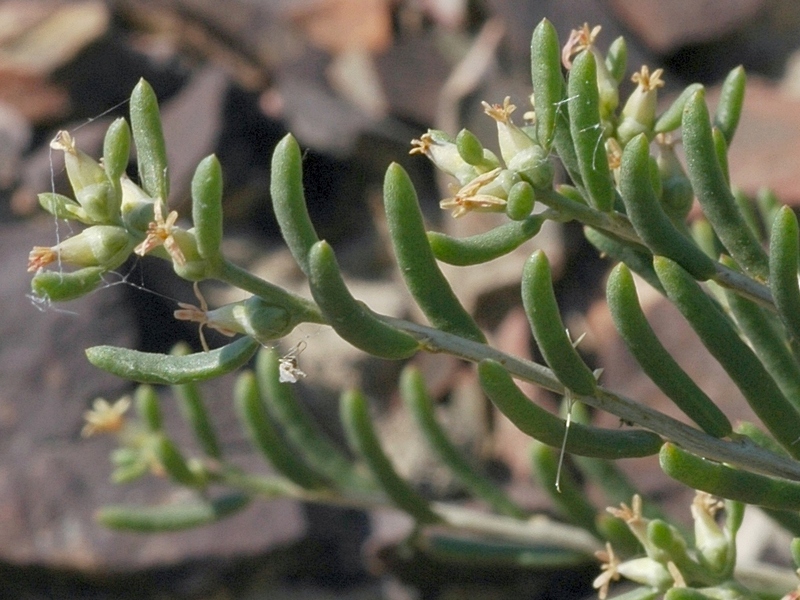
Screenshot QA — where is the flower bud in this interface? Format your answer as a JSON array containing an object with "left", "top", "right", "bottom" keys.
[
  {"left": 593, "top": 47, "right": 620, "bottom": 121},
  {"left": 475, "top": 168, "right": 519, "bottom": 199},
  {"left": 208, "top": 297, "right": 295, "bottom": 342},
  {"left": 410, "top": 130, "right": 480, "bottom": 185},
  {"left": 175, "top": 290, "right": 301, "bottom": 350},
  {"left": 617, "top": 557, "right": 673, "bottom": 590},
  {"left": 50, "top": 131, "right": 120, "bottom": 224},
  {"left": 692, "top": 493, "right": 730, "bottom": 575},
  {"left": 617, "top": 66, "right": 665, "bottom": 145},
  {"left": 38, "top": 192, "right": 93, "bottom": 224},
  {"left": 483, "top": 97, "right": 535, "bottom": 166},
  {"left": 120, "top": 174, "right": 156, "bottom": 233},
  {"left": 509, "top": 144, "right": 554, "bottom": 190},
  {"left": 456, "top": 128, "right": 486, "bottom": 166},
  {"left": 170, "top": 228, "right": 212, "bottom": 281},
  {"left": 606, "top": 137, "right": 623, "bottom": 184},
  {"left": 31, "top": 266, "right": 105, "bottom": 302},
  {"left": 28, "top": 225, "right": 135, "bottom": 272},
  {"left": 506, "top": 181, "right": 535, "bottom": 220},
  {"left": 483, "top": 98, "right": 554, "bottom": 189}
]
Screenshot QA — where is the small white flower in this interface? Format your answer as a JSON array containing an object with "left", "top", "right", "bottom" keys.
[{"left": 279, "top": 342, "right": 307, "bottom": 384}]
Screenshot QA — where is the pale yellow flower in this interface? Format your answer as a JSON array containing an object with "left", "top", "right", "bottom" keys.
[
  {"left": 562, "top": 23, "right": 602, "bottom": 68},
  {"left": 593, "top": 542, "right": 620, "bottom": 600},
  {"left": 134, "top": 201, "right": 186, "bottom": 265},
  {"left": 82, "top": 397, "right": 131, "bottom": 438},
  {"left": 631, "top": 65, "right": 665, "bottom": 92},
  {"left": 439, "top": 168, "right": 505, "bottom": 218},
  {"left": 173, "top": 282, "right": 236, "bottom": 352}
]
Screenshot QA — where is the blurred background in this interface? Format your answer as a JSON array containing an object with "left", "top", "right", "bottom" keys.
[{"left": 3, "top": 0, "right": 800, "bottom": 598}]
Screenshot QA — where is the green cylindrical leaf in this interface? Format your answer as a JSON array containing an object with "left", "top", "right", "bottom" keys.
[
  {"left": 552, "top": 88, "right": 584, "bottom": 191},
  {"left": 567, "top": 51, "right": 614, "bottom": 212},
  {"left": 606, "top": 263, "right": 730, "bottom": 436},
  {"left": 340, "top": 388, "right": 440, "bottom": 524},
  {"left": 605, "top": 36, "right": 628, "bottom": 84},
  {"left": 769, "top": 206, "right": 800, "bottom": 352},
  {"left": 307, "top": 240, "right": 419, "bottom": 359},
  {"left": 103, "top": 117, "right": 131, "bottom": 183},
  {"left": 38, "top": 192, "right": 92, "bottom": 223},
  {"left": 654, "top": 83, "right": 702, "bottom": 134},
  {"left": 657, "top": 139, "right": 695, "bottom": 225},
  {"left": 478, "top": 360, "right": 663, "bottom": 459},
  {"left": 731, "top": 188, "right": 762, "bottom": 241},
  {"left": 31, "top": 266, "right": 105, "bottom": 302},
  {"left": 792, "top": 538, "right": 800, "bottom": 568},
  {"left": 234, "top": 370, "right": 328, "bottom": 489},
  {"left": 134, "top": 384, "right": 162, "bottom": 432},
  {"left": 660, "top": 443, "right": 800, "bottom": 511},
  {"left": 530, "top": 441, "right": 599, "bottom": 536},
  {"left": 420, "top": 531, "right": 591, "bottom": 567},
  {"left": 713, "top": 66, "right": 746, "bottom": 146},
  {"left": 384, "top": 162, "right": 486, "bottom": 343},
  {"left": 170, "top": 342, "right": 222, "bottom": 458},
  {"left": 103, "top": 117, "right": 130, "bottom": 216},
  {"left": 400, "top": 365, "right": 526, "bottom": 519},
  {"left": 97, "top": 494, "right": 249, "bottom": 532},
  {"left": 270, "top": 134, "right": 319, "bottom": 275},
  {"left": 618, "top": 134, "right": 715, "bottom": 280},
  {"left": 130, "top": 78, "right": 169, "bottom": 201},
  {"left": 654, "top": 257, "right": 800, "bottom": 456},
  {"left": 174, "top": 379, "right": 221, "bottom": 458},
  {"left": 723, "top": 274, "right": 800, "bottom": 414},
  {"left": 682, "top": 89, "right": 769, "bottom": 280},
  {"left": 530, "top": 18, "right": 563, "bottom": 150},
  {"left": 756, "top": 188, "right": 781, "bottom": 239},
  {"left": 191, "top": 154, "right": 224, "bottom": 262},
  {"left": 522, "top": 250, "right": 597, "bottom": 396},
  {"left": 712, "top": 127, "right": 730, "bottom": 187},
  {"left": 427, "top": 215, "right": 544, "bottom": 266},
  {"left": 735, "top": 421, "right": 786, "bottom": 457},
  {"left": 86, "top": 336, "right": 261, "bottom": 385},
  {"left": 155, "top": 434, "right": 201, "bottom": 487},
  {"left": 256, "top": 348, "right": 372, "bottom": 491}
]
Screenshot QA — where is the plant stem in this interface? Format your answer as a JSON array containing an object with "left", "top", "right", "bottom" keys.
[
  {"left": 539, "top": 189, "right": 775, "bottom": 310},
  {"left": 713, "top": 263, "right": 773, "bottom": 309},
  {"left": 538, "top": 189, "right": 642, "bottom": 246},
  {"left": 213, "top": 467, "right": 601, "bottom": 555},
  {"left": 216, "top": 235, "right": 792, "bottom": 480},
  {"left": 385, "top": 316, "right": 800, "bottom": 482},
  {"left": 217, "top": 258, "right": 324, "bottom": 324}
]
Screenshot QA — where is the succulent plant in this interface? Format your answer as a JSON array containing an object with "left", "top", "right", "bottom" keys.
[{"left": 28, "top": 20, "right": 800, "bottom": 600}]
